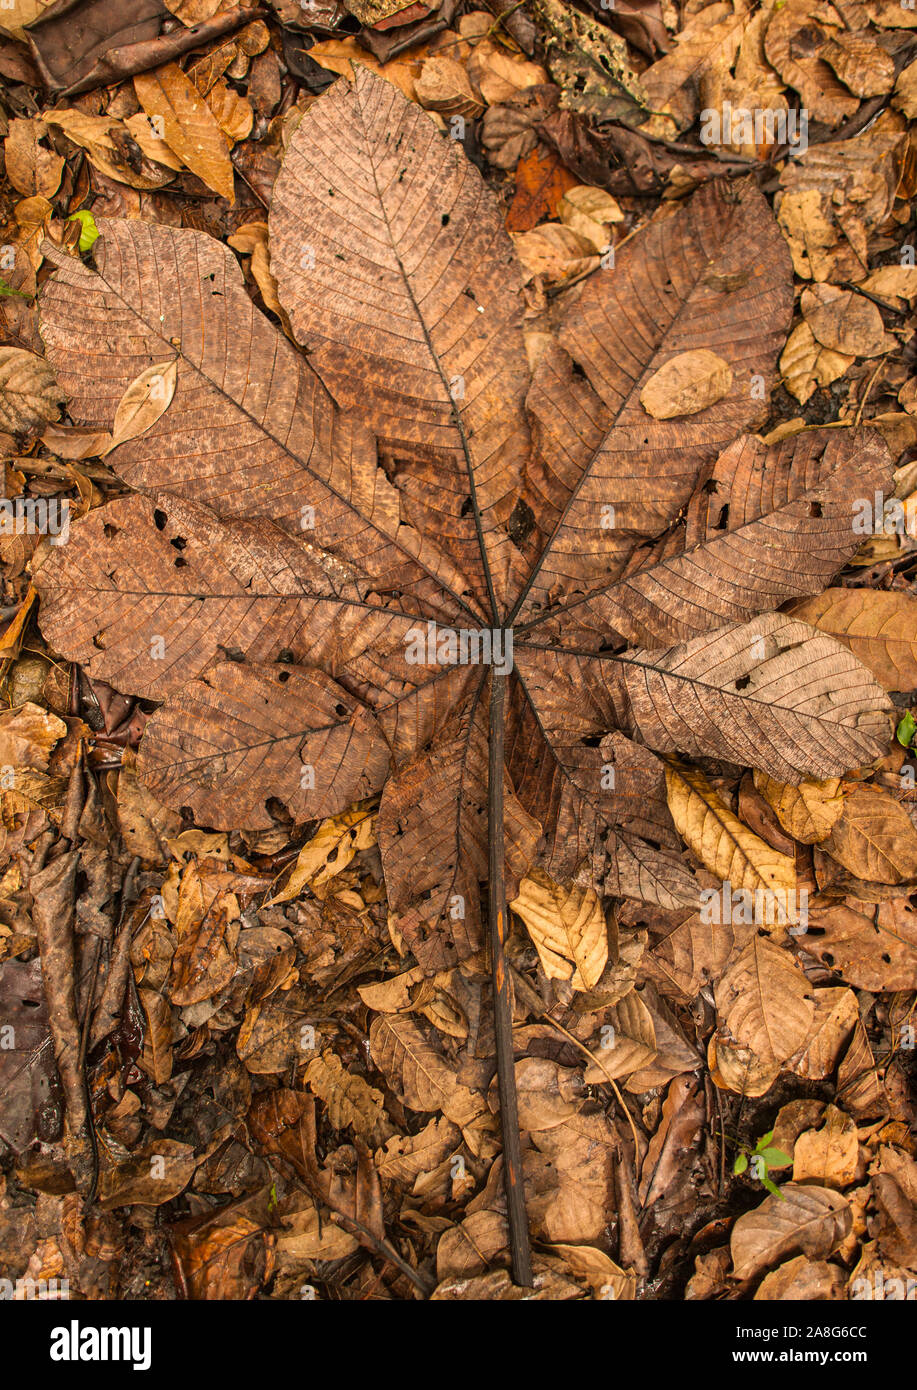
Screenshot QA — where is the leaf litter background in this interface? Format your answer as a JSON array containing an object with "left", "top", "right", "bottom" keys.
[{"left": 0, "top": 0, "right": 916, "bottom": 1303}]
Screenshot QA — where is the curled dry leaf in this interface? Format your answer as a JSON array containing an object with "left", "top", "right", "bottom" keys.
[
  {"left": 780, "top": 321, "right": 853, "bottom": 404},
  {"left": 639, "top": 349, "right": 734, "bottom": 420},
  {"left": 792, "top": 1105, "right": 859, "bottom": 1188},
  {"left": 269, "top": 808, "right": 376, "bottom": 905},
  {"left": 0, "top": 701, "right": 66, "bottom": 771},
  {"left": 763, "top": 2, "right": 860, "bottom": 127},
  {"left": 414, "top": 56, "right": 485, "bottom": 119},
  {"left": 821, "top": 31, "right": 896, "bottom": 98},
  {"left": 305, "top": 1051, "right": 396, "bottom": 1148},
  {"left": 510, "top": 869, "right": 608, "bottom": 989},
  {"left": 0, "top": 348, "right": 64, "bottom": 432},
  {"left": 752, "top": 771, "right": 846, "bottom": 845},
  {"left": 3, "top": 118, "right": 64, "bottom": 200},
  {"left": 708, "top": 1032, "right": 781, "bottom": 1098},
  {"left": 512, "top": 221, "right": 600, "bottom": 287},
  {"left": 368, "top": 1013, "right": 484, "bottom": 1126},
  {"left": 801, "top": 284, "right": 890, "bottom": 358}
]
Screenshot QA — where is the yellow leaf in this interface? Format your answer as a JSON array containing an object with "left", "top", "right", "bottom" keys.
[
  {"left": 268, "top": 806, "right": 376, "bottom": 904},
  {"left": 665, "top": 763, "right": 797, "bottom": 926},
  {"left": 753, "top": 770, "right": 846, "bottom": 844},
  {"left": 510, "top": 869, "right": 608, "bottom": 989}
]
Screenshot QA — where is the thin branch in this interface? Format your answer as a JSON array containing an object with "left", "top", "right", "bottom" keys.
[{"left": 488, "top": 670, "right": 533, "bottom": 1287}]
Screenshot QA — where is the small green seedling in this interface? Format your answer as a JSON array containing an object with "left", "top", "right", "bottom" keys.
[
  {"left": 732, "top": 1129, "right": 791, "bottom": 1199},
  {"left": 896, "top": 710, "right": 916, "bottom": 750},
  {"left": 68, "top": 210, "right": 99, "bottom": 254}
]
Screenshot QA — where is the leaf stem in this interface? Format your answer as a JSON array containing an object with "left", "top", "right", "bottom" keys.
[{"left": 488, "top": 670, "right": 534, "bottom": 1287}]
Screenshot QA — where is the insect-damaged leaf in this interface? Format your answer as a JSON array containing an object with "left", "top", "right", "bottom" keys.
[{"left": 35, "top": 66, "right": 895, "bottom": 977}]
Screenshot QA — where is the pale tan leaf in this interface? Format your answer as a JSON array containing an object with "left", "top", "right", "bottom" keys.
[
  {"left": 414, "top": 57, "right": 485, "bottom": 119},
  {"left": 784, "top": 987, "right": 858, "bottom": 1080},
  {"left": 206, "top": 78, "right": 254, "bottom": 144},
  {"left": 754, "top": 1255, "right": 846, "bottom": 1301},
  {"left": 582, "top": 990, "right": 656, "bottom": 1083},
  {"left": 163, "top": 0, "right": 227, "bottom": 22},
  {"left": 789, "top": 588, "right": 917, "bottom": 691},
  {"left": 822, "top": 32, "right": 895, "bottom": 98},
  {"left": 0, "top": 0, "right": 55, "bottom": 40},
  {"left": 510, "top": 869, "right": 608, "bottom": 989},
  {"left": 640, "top": 350, "right": 733, "bottom": 421},
  {"left": 837, "top": 1017, "right": 884, "bottom": 1118},
  {"left": 793, "top": 1106, "right": 858, "bottom": 1188},
  {"left": 102, "top": 360, "right": 178, "bottom": 456},
  {"left": 305, "top": 39, "right": 420, "bottom": 103},
  {"left": 511, "top": 222, "right": 599, "bottom": 288}
]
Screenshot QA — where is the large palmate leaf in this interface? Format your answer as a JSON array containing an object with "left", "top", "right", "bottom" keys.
[{"left": 34, "top": 64, "right": 897, "bottom": 1284}]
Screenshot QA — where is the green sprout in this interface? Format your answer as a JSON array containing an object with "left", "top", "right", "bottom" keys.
[
  {"left": 896, "top": 710, "right": 916, "bottom": 750},
  {"left": 732, "top": 1129, "right": 792, "bottom": 1199},
  {"left": 68, "top": 210, "right": 99, "bottom": 254}
]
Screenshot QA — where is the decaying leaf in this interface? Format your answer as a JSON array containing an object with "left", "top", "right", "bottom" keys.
[
  {"left": 715, "top": 937, "right": 815, "bottom": 1068},
  {"left": 730, "top": 1183, "right": 851, "bottom": 1280},
  {"left": 0, "top": 348, "right": 64, "bottom": 432},
  {"left": 18, "top": 45, "right": 917, "bottom": 1302}
]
